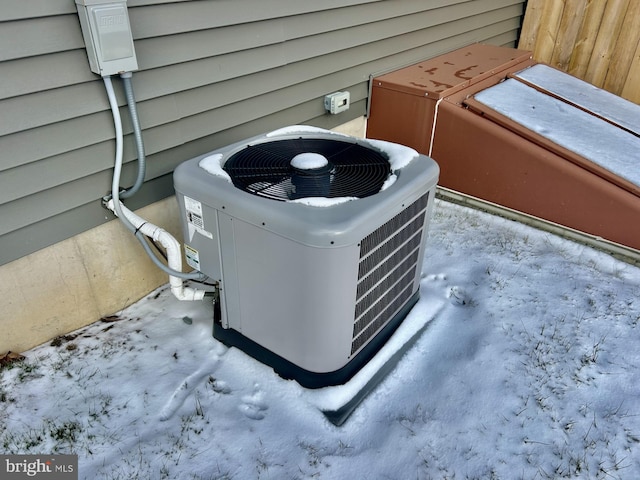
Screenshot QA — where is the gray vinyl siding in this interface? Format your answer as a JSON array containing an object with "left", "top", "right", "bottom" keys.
[{"left": 0, "top": 0, "right": 525, "bottom": 266}]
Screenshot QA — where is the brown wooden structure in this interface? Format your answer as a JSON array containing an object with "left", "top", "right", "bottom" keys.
[{"left": 367, "top": 44, "right": 640, "bottom": 251}]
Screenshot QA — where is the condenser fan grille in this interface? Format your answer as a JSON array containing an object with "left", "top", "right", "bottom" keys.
[
  {"left": 223, "top": 138, "right": 391, "bottom": 201},
  {"left": 351, "top": 192, "right": 430, "bottom": 355}
]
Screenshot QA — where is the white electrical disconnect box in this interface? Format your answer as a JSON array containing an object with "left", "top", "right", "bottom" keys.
[
  {"left": 324, "top": 91, "right": 350, "bottom": 114},
  {"left": 76, "top": 0, "right": 138, "bottom": 76}
]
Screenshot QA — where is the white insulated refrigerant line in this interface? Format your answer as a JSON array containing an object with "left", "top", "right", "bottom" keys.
[
  {"left": 74, "top": 0, "right": 207, "bottom": 301},
  {"left": 102, "top": 75, "right": 207, "bottom": 302}
]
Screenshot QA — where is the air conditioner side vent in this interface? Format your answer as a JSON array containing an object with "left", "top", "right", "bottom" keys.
[
  {"left": 351, "top": 192, "right": 430, "bottom": 355},
  {"left": 355, "top": 243, "right": 421, "bottom": 314},
  {"left": 359, "top": 193, "right": 429, "bottom": 256},
  {"left": 353, "top": 263, "right": 418, "bottom": 335},
  {"left": 350, "top": 273, "right": 416, "bottom": 355},
  {"left": 357, "top": 215, "right": 425, "bottom": 279}
]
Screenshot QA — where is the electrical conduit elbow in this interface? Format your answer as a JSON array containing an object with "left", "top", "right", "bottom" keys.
[{"left": 106, "top": 199, "right": 206, "bottom": 302}]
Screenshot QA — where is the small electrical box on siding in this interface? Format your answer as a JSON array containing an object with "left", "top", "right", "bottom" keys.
[
  {"left": 76, "top": 0, "right": 138, "bottom": 76},
  {"left": 324, "top": 92, "right": 350, "bottom": 114}
]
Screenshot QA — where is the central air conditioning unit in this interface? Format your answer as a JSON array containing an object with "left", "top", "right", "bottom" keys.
[{"left": 173, "top": 126, "right": 439, "bottom": 388}]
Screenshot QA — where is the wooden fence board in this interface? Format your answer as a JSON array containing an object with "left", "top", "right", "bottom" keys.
[
  {"left": 603, "top": 0, "right": 640, "bottom": 94},
  {"left": 567, "top": 1, "right": 605, "bottom": 79},
  {"left": 550, "top": 0, "right": 587, "bottom": 71},
  {"left": 519, "top": 0, "right": 640, "bottom": 104},
  {"left": 518, "top": 0, "right": 544, "bottom": 51},
  {"left": 584, "top": 0, "right": 629, "bottom": 87},
  {"left": 536, "top": 0, "right": 565, "bottom": 61},
  {"left": 621, "top": 41, "right": 640, "bottom": 101}
]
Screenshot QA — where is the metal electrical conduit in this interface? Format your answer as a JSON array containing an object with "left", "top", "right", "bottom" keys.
[
  {"left": 118, "top": 72, "right": 145, "bottom": 200},
  {"left": 102, "top": 75, "right": 207, "bottom": 301}
]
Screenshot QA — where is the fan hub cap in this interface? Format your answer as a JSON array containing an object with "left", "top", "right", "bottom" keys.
[{"left": 290, "top": 153, "right": 333, "bottom": 199}]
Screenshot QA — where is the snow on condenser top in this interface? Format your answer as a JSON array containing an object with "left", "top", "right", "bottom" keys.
[
  {"left": 289, "top": 196, "right": 357, "bottom": 207},
  {"left": 198, "top": 126, "right": 421, "bottom": 206},
  {"left": 199, "top": 153, "right": 232, "bottom": 183},
  {"left": 364, "top": 138, "right": 417, "bottom": 171},
  {"left": 265, "top": 125, "right": 342, "bottom": 137},
  {"left": 265, "top": 126, "right": 420, "bottom": 172}
]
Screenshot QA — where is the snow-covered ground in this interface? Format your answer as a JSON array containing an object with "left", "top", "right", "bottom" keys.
[{"left": 1, "top": 199, "right": 639, "bottom": 479}]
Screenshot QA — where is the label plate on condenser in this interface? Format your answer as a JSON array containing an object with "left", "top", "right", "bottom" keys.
[
  {"left": 184, "top": 196, "right": 213, "bottom": 240},
  {"left": 184, "top": 244, "right": 200, "bottom": 270}
]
